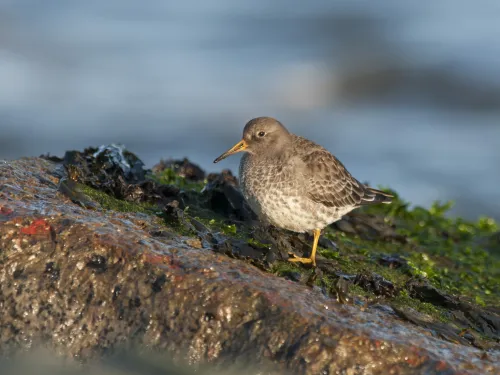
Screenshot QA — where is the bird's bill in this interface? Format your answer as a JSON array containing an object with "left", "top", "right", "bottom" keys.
[{"left": 213, "top": 140, "right": 248, "bottom": 163}]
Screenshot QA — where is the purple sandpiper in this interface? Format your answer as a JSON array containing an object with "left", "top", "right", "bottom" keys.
[{"left": 214, "top": 117, "right": 393, "bottom": 266}]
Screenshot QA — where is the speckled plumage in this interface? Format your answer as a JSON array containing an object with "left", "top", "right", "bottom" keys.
[
  {"left": 240, "top": 137, "right": 348, "bottom": 232},
  {"left": 214, "top": 116, "right": 392, "bottom": 265}
]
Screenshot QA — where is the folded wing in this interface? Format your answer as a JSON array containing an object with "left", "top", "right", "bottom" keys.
[{"left": 300, "top": 148, "right": 392, "bottom": 208}]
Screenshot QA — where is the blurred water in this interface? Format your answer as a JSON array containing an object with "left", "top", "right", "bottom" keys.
[{"left": 1, "top": 0, "right": 499, "bottom": 220}]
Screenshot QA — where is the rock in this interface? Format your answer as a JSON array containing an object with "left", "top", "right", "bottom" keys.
[
  {"left": 152, "top": 158, "right": 205, "bottom": 181},
  {"left": 354, "top": 272, "right": 398, "bottom": 298},
  {"left": 333, "top": 213, "right": 407, "bottom": 243},
  {"left": 60, "top": 145, "right": 180, "bottom": 207},
  {"left": 378, "top": 254, "right": 408, "bottom": 269},
  {"left": 201, "top": 169, "right": 256, "bottom": 222},
  {"left": 407, "top": 279, "right": 500, "bottom": 346},
  {"left": 206, "top": 169, "right": 239, "bottom": 186},
  {"left": 1, "top": 157, "right": 499, "bottom": 374}
]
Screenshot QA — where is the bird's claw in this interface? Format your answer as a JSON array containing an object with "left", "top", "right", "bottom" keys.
[{"left": 288, "top": 254, "right": 316, "bottom": 267}]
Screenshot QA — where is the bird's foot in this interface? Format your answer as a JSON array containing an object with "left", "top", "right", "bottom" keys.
[{"left": 288, "top": 254, "right": 316, "bottom": 267}]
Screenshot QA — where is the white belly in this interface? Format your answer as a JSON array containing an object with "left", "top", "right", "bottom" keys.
[{"left": 243, "top": 188, "right": 341, "bottom": 233}]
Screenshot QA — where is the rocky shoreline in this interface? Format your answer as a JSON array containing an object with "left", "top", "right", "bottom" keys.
[{"left": 0, "top": 147, "right": 499, "bottom": 374}]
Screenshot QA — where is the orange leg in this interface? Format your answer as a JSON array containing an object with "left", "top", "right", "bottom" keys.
[{"left": 288, "top": 228, "right": 321, "bottom": 267}]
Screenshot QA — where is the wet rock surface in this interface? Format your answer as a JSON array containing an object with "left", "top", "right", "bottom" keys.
[{"left": 1, "top": 154, "right": 500, "bottom": 374}]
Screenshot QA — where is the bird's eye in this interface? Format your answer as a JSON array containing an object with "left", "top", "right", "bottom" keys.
[{"left": 258, "top": 131, "right": 266, "bottom": 137}]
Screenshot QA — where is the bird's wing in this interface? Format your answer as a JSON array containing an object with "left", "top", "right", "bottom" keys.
[{"left": 299, "top": 147, "right": 368, "bottom": 208}]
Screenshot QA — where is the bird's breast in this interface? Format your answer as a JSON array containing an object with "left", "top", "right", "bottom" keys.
[{"left": 238, "top": 155, "right": 339, "bottom": 232}]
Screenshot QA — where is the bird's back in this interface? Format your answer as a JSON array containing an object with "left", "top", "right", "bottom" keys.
[{"left": 289, "top": 134, "right": 393, "bottom": 207}]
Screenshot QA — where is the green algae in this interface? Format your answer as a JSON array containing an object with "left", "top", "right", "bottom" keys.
[
  {"left": 151, "top": 169, "right": 205, "bottom": 192},
  {"left": 223, "top": 223, "right": 238, "bottom": 235},
  {"left": 346, "top": 284, "right": 368, "bottom": 297},
  {"left": 247, "top": 238, "right": 271, "bottom": 249},
  {"left": 357, "top": 190, "right": 500, "bottom": 307},
  {"left": 191, "top": 215, "right": 241, "bottom": 237},
  {"left": 270, "top": 261, "right": 302, "bottom": 277},
  {"left": 392, "top": 290, "right": 450, "bottom": 323},
  {"left": 78, "top": 184, "right": 157, "bottom": 214},
  {"left": 77, "top": 184, "right": 198, "bottom": 239}
]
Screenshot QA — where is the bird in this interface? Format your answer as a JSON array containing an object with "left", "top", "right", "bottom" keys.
[{"left": 213, "top": 117, "right": 393, "bottom": 266}]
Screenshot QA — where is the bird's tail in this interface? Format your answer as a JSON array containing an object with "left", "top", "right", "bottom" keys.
[{"left": 360, "top": 187, "right": 393, "bottom": 205}]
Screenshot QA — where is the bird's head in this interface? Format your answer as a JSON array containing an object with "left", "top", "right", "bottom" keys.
[{"left": 213, "top": 117, "right": 291, "bottom": 163}]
